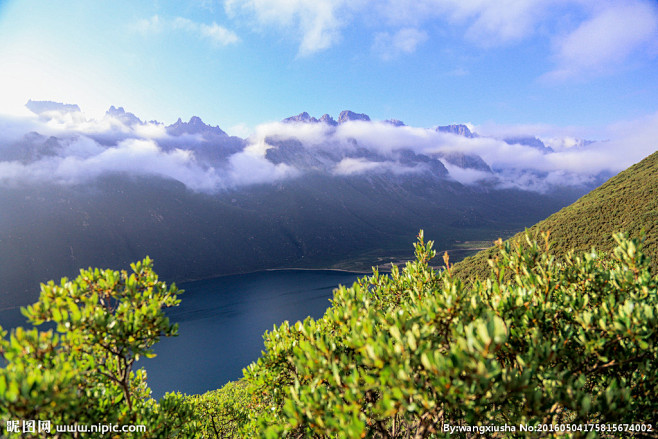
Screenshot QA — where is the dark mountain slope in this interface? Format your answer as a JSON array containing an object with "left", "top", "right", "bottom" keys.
[
  {"left": 452, "top": 150, "right": 658, "bottom": 280},
  {"left": 0, "top": 171, "right": 576, "bottom": 322}
]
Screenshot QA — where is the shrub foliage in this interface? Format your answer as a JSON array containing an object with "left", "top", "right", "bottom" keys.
[
  {"left": 196, "top": 231, "right": 658, "bottom": 438},
  {"left": 0, "top": 258, "right": 195, "bottom": 438},
  {"left": 2, "top": 232, "right": 657, "bottom": 438}
]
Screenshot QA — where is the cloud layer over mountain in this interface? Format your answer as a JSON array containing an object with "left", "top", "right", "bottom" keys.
[{"left": 1, "top": 101, "right": 656, "bottom": 194}]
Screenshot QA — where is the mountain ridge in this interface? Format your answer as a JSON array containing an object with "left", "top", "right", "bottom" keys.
[
  {"left": 0, "top": 100, "right": 636, "bottom": 314},
  {"left": 24, "top": 100, "right": 600, "bottom": 159}
]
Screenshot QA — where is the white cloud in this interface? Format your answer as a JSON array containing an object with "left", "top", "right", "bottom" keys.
[
  {"left": 596, "top": 110, "right": 658, "bottom": 170},
  {"left": 200, "top": 22, "right": 241, "bottom": 45},
  {"left": 449, "top": 112, "right": 658, "bottom": 180},
  {"left": 136, "top": 15, "right": 239, "bottom": 47},
  {"left": 541, "top": 136, "right": 590, "bottom": 151},
  {"left": 248, "top": 116, "right": 653, "bottom": 188},
  {"left": 0, "top": 136, "right": 225, "bottom": 192},
  {"left": 455, "top": 0, "right": 549, "bottom": 46},
  {"left": 333, "top": 157, "right": 384, "bottom": 175},
  {"left": 60, "top": 136, "right": 106, "bottom": 158},
  {"left": 132, "top": 122, "right": 169, "bottom": 139},
  {"left": 440, "top": 161, "right": 493, "bottom": 185},
  {"left": 373, "top": 28, "right": 428, "bottom": 60},
  {"left": 135, "top": 15, "right": 164, "bottom": 33},
  {"left": 334, "top": 121, "right": 440, "bottom": 156},
  {"left": 333, "top": 157, "right": 423, "bottom": 176},
  {"left": 252, "top": 120, "right": 337, "bottom": 147},
  {"left": 226, "top": 123, "right": 253, "bottom": 138},
  {"left": 373, "top": 0, "right": 548, "bottom": 46},
  {"left": 21, "top": 104, "right": 170, "bottom": 142},
  {"left": 227, "top": 141, "right": 299, "bottom": 185},
  {"left": 224, "top": 0, "right": 546, "bottom": 54},
  {"left": 224, "top": 0, "right": 356, "bottom": 56},
  {"left": 473, "top": 121, "right": 590, "bottom": 140},
  {"left": 2, "top": 106, "right": 657, "bottom": 194},
  {"left": 543, "top": 1, "right": 658, "bottom": 81},
  {"left": 221, "top": 0, "right": 657, "bottom": 86}
]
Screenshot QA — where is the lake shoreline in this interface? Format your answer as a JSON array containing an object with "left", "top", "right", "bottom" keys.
[{"left": 171, "top": 244, "right": 486, "bottom": 287}]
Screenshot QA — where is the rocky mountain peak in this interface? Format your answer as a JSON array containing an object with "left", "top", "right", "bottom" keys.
[
  {"left": 283, "top": 112, "right": 339, "bottom": 126},
  {"left": 319, "top": 114, "right": 337, "bottom": 126},
  {"left": 437, "top": 151, "right": 492, "bottom": 173},
  {"left": 106, "top": 106, "right": 143, "bottom": 126},
  {"left": 436, "top": 124, "right": 476, "bottom": 138},
  {"left": 26, "top": 99, "right": 81, "bottom": 115},
  {"left": 283, "top": 112, "right": 318, "bottom": 123},
  {"left": 166, "top": 116, "right": 227, "bottom": 137},
  {"left": 189, "top": 116, "right": 205, "bottom": 126},
  {"left": 283, "top": 110, "right": 371, "bottom": 125},
  {"left": 503, "top": 136, "right": 554, "bottom": 153},
  {"left": 338, "top": 110, "right": 371, "bottom": 124}
]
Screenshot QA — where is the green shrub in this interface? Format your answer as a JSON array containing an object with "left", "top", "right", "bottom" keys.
[
  {"left": 0, "top": 257, "right": 196, "bottom": 438},
  {"left": 187, "top": 379, "right": 262, "bottom": 437},
  {"left": 203, "top": 231, "right": 657, "bottom": 438}
]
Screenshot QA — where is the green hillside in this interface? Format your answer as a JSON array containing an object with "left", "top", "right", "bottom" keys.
[{"left": 451, "top": 150, "right": 658, "bottom": 281}]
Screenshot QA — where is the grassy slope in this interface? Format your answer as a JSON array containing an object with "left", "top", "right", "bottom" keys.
[{"left": 451, "top": 150, "right": 658, "bottom": 281}]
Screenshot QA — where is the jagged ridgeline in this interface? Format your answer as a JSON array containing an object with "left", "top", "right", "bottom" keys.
[
  {"left": 452, "top": 150, "right": 658, "bottom": 281},
  {"left": 1, "top": 104, "right": 590, "bottom": 318}
]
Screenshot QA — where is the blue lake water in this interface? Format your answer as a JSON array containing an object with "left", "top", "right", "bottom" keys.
[{"left": 144, "top": 269, "right": 363, "bottom": 398}]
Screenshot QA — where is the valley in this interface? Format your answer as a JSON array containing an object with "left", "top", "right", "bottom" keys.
[{"left": 0, "top": 103, "right": 597, "bottom": 318}]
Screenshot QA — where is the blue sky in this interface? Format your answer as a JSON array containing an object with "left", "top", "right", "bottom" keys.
[{"left": 0, "top": 0, "right": 657, "bottom": 136}]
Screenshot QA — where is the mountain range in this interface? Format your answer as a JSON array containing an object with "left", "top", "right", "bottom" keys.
[{"left": 0, "top": 101, "right": 627, "bottom": 325}]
